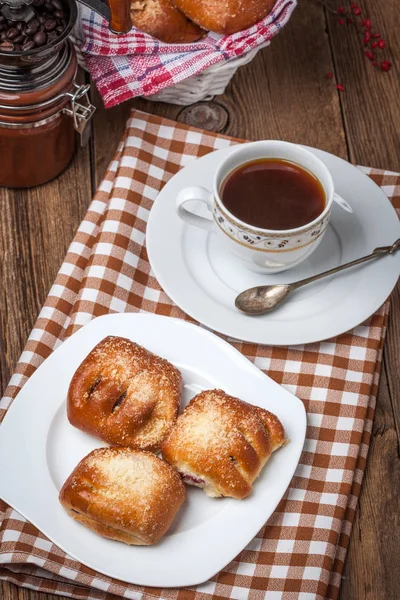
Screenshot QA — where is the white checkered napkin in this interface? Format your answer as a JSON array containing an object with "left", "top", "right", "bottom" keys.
[{"left": 1, "top": 110, "right": 399, "bottom": 600}]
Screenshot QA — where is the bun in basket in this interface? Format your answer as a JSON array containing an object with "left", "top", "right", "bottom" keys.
[
  {"left": 170, "top": 0, "right": 276, "bottom": 34},
  {"left": 59, "top": 447, "right": 186, "bottom": 545},
  {"left": 67, "top": 336, "right": 182, "bottom": 452},
  {"left": 131, "top": 0, "right": 205, "bottom": 42},
  {"left": 161, "top": 389, "right": 286, "bottom": 499}
]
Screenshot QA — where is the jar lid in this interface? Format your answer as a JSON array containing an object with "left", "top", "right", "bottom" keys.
[
  {"left": 0, "top": 42, "right": 77, "bottom": 110},
  {"left": 0, "top": 0, "right": 77, "bottom": 71}
]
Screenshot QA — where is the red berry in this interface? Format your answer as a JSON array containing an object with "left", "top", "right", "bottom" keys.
[
  {"left": 347, "top": 17, "right": 355, "bottom": 23},
  {"left": 364, "top": 31, "right": 371, "bottom": 44},
  {"left": 364, "top": 51, "right": 375, "bottom": 60},
  {"left": 350, "top": 3, "right": 358, "bottom": 8},
  {"left": 337, "top": 6, "right": 345, "bottom": 13},
  {"left": 352, "top": 7, "right": 361, "bottom": 15},
  {"left": 338, "top": 18, "right": 345, "bottom": 24},
  {"left": 372, "top": 32, "right": 380, "bottom": 38},
  {"left": 371, "top": 41, "right": 379, "bottom": 49},
  {"left": 381, "top": 60, "right": 392, "bottom": 71},
  {"left": 378, "top": 39, "right": 386, "bottom": 48},
  {"left": 327, "top": 72, "right": 333, "bottom": 79},
  {"left": 372, "top": 61, "right": 378, "bottom": 66},
  {"left": 363, "top": 19, "right": 372, "bottom": 29},
  {"left": 337, "top": 84, "right": 345, "bottom": 91}
]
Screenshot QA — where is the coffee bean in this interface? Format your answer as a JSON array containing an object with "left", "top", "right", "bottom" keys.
[
  {"left": 25, "top": 19, "right": 40, "bottom": 35},
  {"left": 44, "top": 18, "right": 56, "bottom": 30},
  {"left": 33, "top": 30, "right": 46, "bottom": 45},
  {"left": 22, "top": 40, "right": 36, "bottom": 51},
  {"left": 0, "top": 40, "right": 14, "bottom": 51},
  {"left": 7, "top": 27, "right": 19, "bottom": 40},
  {"left": 0, "top": 0, "right": 67, "bottom": 54}
]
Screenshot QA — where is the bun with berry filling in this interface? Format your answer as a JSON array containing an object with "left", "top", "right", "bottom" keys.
[{"left": 161, "top": 389, "right": 286, "bottom": 499}]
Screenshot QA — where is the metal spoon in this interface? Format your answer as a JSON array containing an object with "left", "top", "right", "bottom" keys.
[{"left": 235, "top": 238, "right": 400, "bottom": 316}]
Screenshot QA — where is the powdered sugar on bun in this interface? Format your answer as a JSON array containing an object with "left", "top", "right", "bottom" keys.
[
  {"left": 130, "top": 0, "right": 204, "bottom": 42},
  {"left": 67, "top": 336, "right": 182, "bottom": 452},
  {"left": 59, "top": 447, "right": 186, "bottom": 545},
  {"left": 161, "top": 389, "right": 286, "bottom": 499}
]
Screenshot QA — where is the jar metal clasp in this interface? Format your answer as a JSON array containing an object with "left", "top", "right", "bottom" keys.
[{"left": 64, "top": 82, "right": 96, "bottom": 146}]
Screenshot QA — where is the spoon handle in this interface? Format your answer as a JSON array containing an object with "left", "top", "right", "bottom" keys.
[{"left": 292, "top": 238, "right": 400, "bottom": 290}]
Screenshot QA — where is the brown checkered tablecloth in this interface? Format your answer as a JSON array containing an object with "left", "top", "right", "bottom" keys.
[{"left": 1, "top": 110, "right": 399, "bottom": 600}]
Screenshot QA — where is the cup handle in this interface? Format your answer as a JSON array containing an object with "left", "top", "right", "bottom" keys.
[
  {"left": 333, "top": 193, "right": 353, "bottom": 213},
  {"left": 176, "top": 186, "right": 214, "bottom": 231}
]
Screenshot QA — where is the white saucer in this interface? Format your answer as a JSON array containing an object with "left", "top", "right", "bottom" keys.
[{"left": 146, "top": 146, "right": 400, "bottom": 346}]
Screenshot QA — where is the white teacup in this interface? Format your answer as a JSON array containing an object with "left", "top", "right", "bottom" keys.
[{"left": 176, "top": 141, "right": 352, "bottom": 274}]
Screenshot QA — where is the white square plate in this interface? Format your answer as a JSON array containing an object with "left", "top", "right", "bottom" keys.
[{"left": 0, "top": 313, "right": 306, "bottom": 588}]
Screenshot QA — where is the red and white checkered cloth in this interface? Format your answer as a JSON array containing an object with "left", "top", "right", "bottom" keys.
[
  {"left": 75, "top": 0, "right": 296, "bottom": 107},
  {"left": 1, "top": 110, "right": 400, "bottom": 600}
]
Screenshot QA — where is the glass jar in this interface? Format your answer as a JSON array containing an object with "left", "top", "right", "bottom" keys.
[{"left": 0, "top": 42, "right": 95, "bottom": 188}]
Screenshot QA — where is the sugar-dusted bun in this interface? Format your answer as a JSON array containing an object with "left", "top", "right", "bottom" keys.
[
  {"left": 67, "top": 336, "right": 182, "bottom": 452},
  {"left": 59, "top": 447, "right": 186, "bottom": 545},
  {"left": 161, "top": 389, "right": 286, "bottom": 499},
  {"left": 131, "top": 0, "right": 205, "bottom": 42},
  {"left": 252, "top": 405, "right": 285, "bottom": 451},
  {"left": 170, "top": 0, "right": 276, "bottom": 35}
]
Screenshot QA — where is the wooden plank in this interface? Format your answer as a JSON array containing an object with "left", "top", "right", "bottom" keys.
[
  {"left": 338, "top": 354, "right": 400, "bottom": 599},
  {"left": 0, "top": 582, "right": 63, "bottom": 600},
  {"left": 338, "top": 286, "right": 400, "bottom": 600},
  {"left": 384, "top": 283, "right": 400, "bottom": 441},
  {"left": 326, "top": 0, "right": 400, "bottom": 170},
  {"left": 221, "top": 3, "right": 347, "bottom": 155},
  {"left": 0, "top": 146, "right": 92, "bottom": 396},
  {"left": 326, "top": 2, "right": 400, "bottom": 599}
]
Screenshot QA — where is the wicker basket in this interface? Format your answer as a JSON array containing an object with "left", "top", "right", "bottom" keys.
[
  {"left": 145, "top": 43, "right": 269, "bottom": 105},
  {"left": 71, "top": 10, "right": 270, "bottom": 106}
]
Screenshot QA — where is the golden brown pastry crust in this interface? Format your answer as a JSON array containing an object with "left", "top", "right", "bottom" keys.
[
  {"left": 252, "top": 405, "right": 286, "bottom": 452},
  {"left": 161, "top": 389, "right": 285, "bottom": 499},
  {"left": 59, "top": 447, "right": 186, "bottom": 545},
  {"left": 170, "top": 0, "right": 276, "bottom": 34},
  {"left": 131, "top": 0, "right": 205, "bottom": 43},
  {"left": 67, "top": 336, "right": 182, "bottom": 452}
]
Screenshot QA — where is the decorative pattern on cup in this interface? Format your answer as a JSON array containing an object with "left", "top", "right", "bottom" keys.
[{"left": 213, "top": 203, "right": 330, "bottom": 251}]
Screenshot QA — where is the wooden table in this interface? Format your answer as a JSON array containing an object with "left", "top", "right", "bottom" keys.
[{"left": 1, "top": 1, "right": 399, "bottom": 598}]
